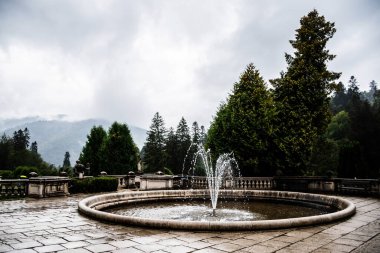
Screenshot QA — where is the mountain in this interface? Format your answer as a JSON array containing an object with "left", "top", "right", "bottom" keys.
[{"left": 1, "top": 118, "right": 147, "bottom": 166}]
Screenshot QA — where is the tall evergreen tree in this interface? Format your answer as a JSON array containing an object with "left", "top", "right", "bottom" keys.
[
  {"left": 143, "top": 112, "right": 167, "bottom": 172},
  {"left": 30, "top": 141, "right": 38, "bottom": 154},
  {"left": 103, "top": 122, "right": 139, "bottom": 174},
  {"left": 165, "top": 127, "right": 178, "bottom": 174},
  {"left": 270, "top": 9, "right": 341, "bottom": 175},
  {"left": 207, "top": 63, "right": 276, "bottom": 176},
  {"left": 199, "top": 125, "right": 207, "bottom": 145},
  {"left": 13, "top": 128, "right": 30, "bottom": 151},
  {"left": 176, "top": 117, "right": 191, "bottom": 174},
  {"left": 63, "top": 151, "right": 71, "bottom": 168},
  {"left": 360, "top": 80, "right": 377, "bottom": 104},
  {"left": 191, "top": 122, "right": 200, "bottom": 144},
  {"left": 0, "top": 134, "right": 12, "bottom": 170},
  {"left": 79, "top": 126, "right": 107, "bottom": 176},
  {"left": 331, "top": 82, "right": 349, "bottom": 114}
]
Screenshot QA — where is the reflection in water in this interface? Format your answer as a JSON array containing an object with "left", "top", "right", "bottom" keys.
[{"left": 105, "top": 199, "right": 336, "bottom": 222}]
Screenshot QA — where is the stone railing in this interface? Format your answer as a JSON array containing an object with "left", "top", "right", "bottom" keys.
[
  {"left": 28, "top": 177, "right": 70, "bottom": 198},
  {"left": 335, "top": 178, "right": 379, "bottom": 195},
  {"left": 140, "top": 174, "right": 173, "bottom": 190},
  {"left": 190, "top": 176, "right": 274, "bottom": 190},
  {"left": 274, "top": 176, "right": 380, "bottom": 196},
  {"left": 234, "top": 177, "right": 274, "bottom": 189},
  {"left": 0, "top": 179, "right": 29, "bottom": 198},
  {"left": 0, "top": 177, "right": 70, "bottom": 198}
]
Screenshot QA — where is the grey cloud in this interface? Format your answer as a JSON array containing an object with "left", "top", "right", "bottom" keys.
[{"left": 0, "top": 0, "right": 379, "bottom": 129}]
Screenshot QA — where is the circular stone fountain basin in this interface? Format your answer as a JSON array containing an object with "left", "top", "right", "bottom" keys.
[
  {"left": 104, "top": 199, "right": 337, "bottom": 222},
  {"left": 78, "top": 189, "right": 356, "bottom": 231}
]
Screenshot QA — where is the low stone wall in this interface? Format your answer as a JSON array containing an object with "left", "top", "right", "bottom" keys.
[
  {"left": 0, "top": 179, "right": 28, "bottom": 198},
  {"left": 140, "top": 175, "right": 173, "bottom": 190},
  {"left": 78, "top": 189, "right": 356, "bottom": 231},
  {"left": 0, "top": 177, "right": 70, "bottom": 198},
  {"left": 28, "top": 177, "right": 70, "bottom": 198}
]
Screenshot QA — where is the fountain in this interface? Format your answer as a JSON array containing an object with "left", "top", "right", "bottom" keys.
[
  {"left": 78, "top": 145, "right": 356, "bottom": 230},
  {"left": 188, "top": 145, "right": 239, "bottom": 216}
]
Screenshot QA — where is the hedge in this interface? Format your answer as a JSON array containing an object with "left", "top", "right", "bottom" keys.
[
  {"left": 70, "top": 177, "right": 119, "bottom": 194},
  {"left": 0, "top": 170, "right": 14, "bottom": 179}
]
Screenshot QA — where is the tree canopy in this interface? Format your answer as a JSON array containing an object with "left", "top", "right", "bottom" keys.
[
  {"left": 207, "top": 63, "right": 276, "bottom": 176},
  {"left": 270, "top": 9, "right": 341, "bottom": 175}
]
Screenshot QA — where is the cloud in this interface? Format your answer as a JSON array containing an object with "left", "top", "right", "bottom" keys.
[{"left": 0, "top": 0, "right": 379, "bottom": 130}]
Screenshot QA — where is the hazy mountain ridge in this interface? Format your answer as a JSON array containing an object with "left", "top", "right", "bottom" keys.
[{"left": 1, "top": 118, "right": 147, "bottom": 166}]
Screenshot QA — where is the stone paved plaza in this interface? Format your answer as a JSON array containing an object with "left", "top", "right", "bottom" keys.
[{"left": 1, "top": 191, "right": 379, "bottom": 253}]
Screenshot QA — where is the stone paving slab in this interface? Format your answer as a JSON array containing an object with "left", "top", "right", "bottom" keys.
[{"left": 0, "top": 192, "right": 379, "bottom": 253}]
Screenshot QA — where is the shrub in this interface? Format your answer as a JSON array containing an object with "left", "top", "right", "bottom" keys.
[
  {"left": 163, "top": 167, "right": 173, "bottom": 175},
  {"left": 70, "top": 177, "right": 118, "bottom": 194},
  {"left": 0, "top": 170, "right": 14, "bottom": 179},
  {"left": 13, "top": 166, "right": 40, "bottom": 178}
]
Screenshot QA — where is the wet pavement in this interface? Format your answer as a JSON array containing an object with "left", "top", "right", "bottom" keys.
[{"left": 0, "top": 191, "right": 379, "bottom": 253}]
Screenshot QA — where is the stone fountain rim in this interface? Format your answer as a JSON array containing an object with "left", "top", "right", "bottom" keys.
[{"left": 78, "top": 189, "right": 356, "bottom": 231}]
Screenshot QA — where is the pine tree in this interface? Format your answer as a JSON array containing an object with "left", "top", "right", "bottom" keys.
[
  {"left": 142, "top": 113, "right": 167, "bottom": 172},
  {"left": 13, "top": 128, "right": 30, "bottom": 151},
  {"left": 30, "top": 141, "right": 38, "bottom": 154},
  {"left": 270, "top": 9, "right": 341, "bottom": 175},
  {"left": 80, "top": 126, "right": 107, "bottom": 176},
  {"left": 207, "top": 63, "right": 276, "bottom": 176},
  {"left": 176, "top": 117, "right": 191, "bottom": 174},
  {"left": 165, "top": 127, "right": 178, "bottom": 174},
  {"left": 0, "top": 134, "right": 13, "bottom": 170},
  {"left": 103, "top": 122, "right": 139, "bottom": 174},
  {"left": 199, "top": 125, "right": 207, "bottom": 145},
  {"left": 63, "top": 151, "right": 71, "bottom": 168}
]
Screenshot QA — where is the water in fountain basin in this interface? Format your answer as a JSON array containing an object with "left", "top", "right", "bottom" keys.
[{"left": 184, "top": 144, "right": 239, "bottom": 216}]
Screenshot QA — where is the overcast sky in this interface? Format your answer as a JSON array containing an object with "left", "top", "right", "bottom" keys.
[{"left": 0, "top": 0, "right": 379, "bottom": 129}]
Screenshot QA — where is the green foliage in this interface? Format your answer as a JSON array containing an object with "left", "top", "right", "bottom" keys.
[
  {"left": 13, "top": 166, "right": 40, "bottom": 178},
  {"left": 325, "top": 75, "right": 380, "bottom": 178},
  {"left": 103, "top": 122, "right": 139, "bottom": 174},
  {"left": 79, "top": 123, "right": 139, "bottom": 176},
  {"left": 30, "top": 141, "right": 38, "bottom": 154},
  {"left": 306, "top": 137, "right": 339, "bottom": 176},
  {"left": 207, "top": 63, "right": 276, "bottom": 176},
  {"left": 163, "top": 167, "right": 173, "bottom": 175},
  {"left": 63, "top": 151, "right": 71, "bottom": 168},
  {"left": 0, "top": 134, "right": 12, "bottom": 170},
  {"left": 0, "top": 130, "right": 57, "bottom": 176},
  {"left": 165, "top": 127, "right": 178, "bottom": 174},
  {"left": 0, "top": 170, "right": 13, "bottom": 179},
  {"left": 13, "top": 128, "right": 30, "bottom": 151},
  {"left": 70, "top": 177, "right": 118, "bottom": 193},
  {"left": 174, "top": 119, "right": 191, "bottom": 174},
  {"left": 143, "top": 112, "right": 167, "bottom": 173},
  {"left": 270, "top": 9, "right": 341, "bottom": 175},
  {"left": 79, "top": 126, "right": 107, "bottom": 176},
  {"left": 326, "top": 111, "right": 351, "bottom": 140}
]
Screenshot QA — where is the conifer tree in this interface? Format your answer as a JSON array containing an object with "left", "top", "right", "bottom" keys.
[
  {"left": 207, "top": 63, "right": 275, "bottom": 176},
  {"left": 103, "top": 122, "right": 139, "bottom": 174},
  {"left": 63, "top": 151, "right": 71, "bottom": 168},
  {"left": 165, "top": 127, "right": 178, "bottom": 174},
  {"left": 80, "top": 126, "right": 107, "bottom": 176},
  {"left": 270, "top": 9, "right": 341, "bottom": 175},
  {"left": 176, "top": 117, "right": 191, "bottom": 174},
  {"left": 143, "top": 112, "right": 167, "bottom": 172},
  {"left": 30, "top": 141, "right": 38, "bottom": 154}
]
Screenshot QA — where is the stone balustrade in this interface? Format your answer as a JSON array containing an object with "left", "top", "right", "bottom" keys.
[
  {"left": 140, "top": 174, "right": 173, "bottom": 190},
  {"left": 234, "top": 177, "right": 274, "bottom": 189},
  {"left": 190, "top": 176, "right": 274, "bottom": 190},
  {"left": 0, "top": 179, "right": 28, "bottom": 198},
  {"left": 0, "top": 177, "right": 70, "bottom": 198}
]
